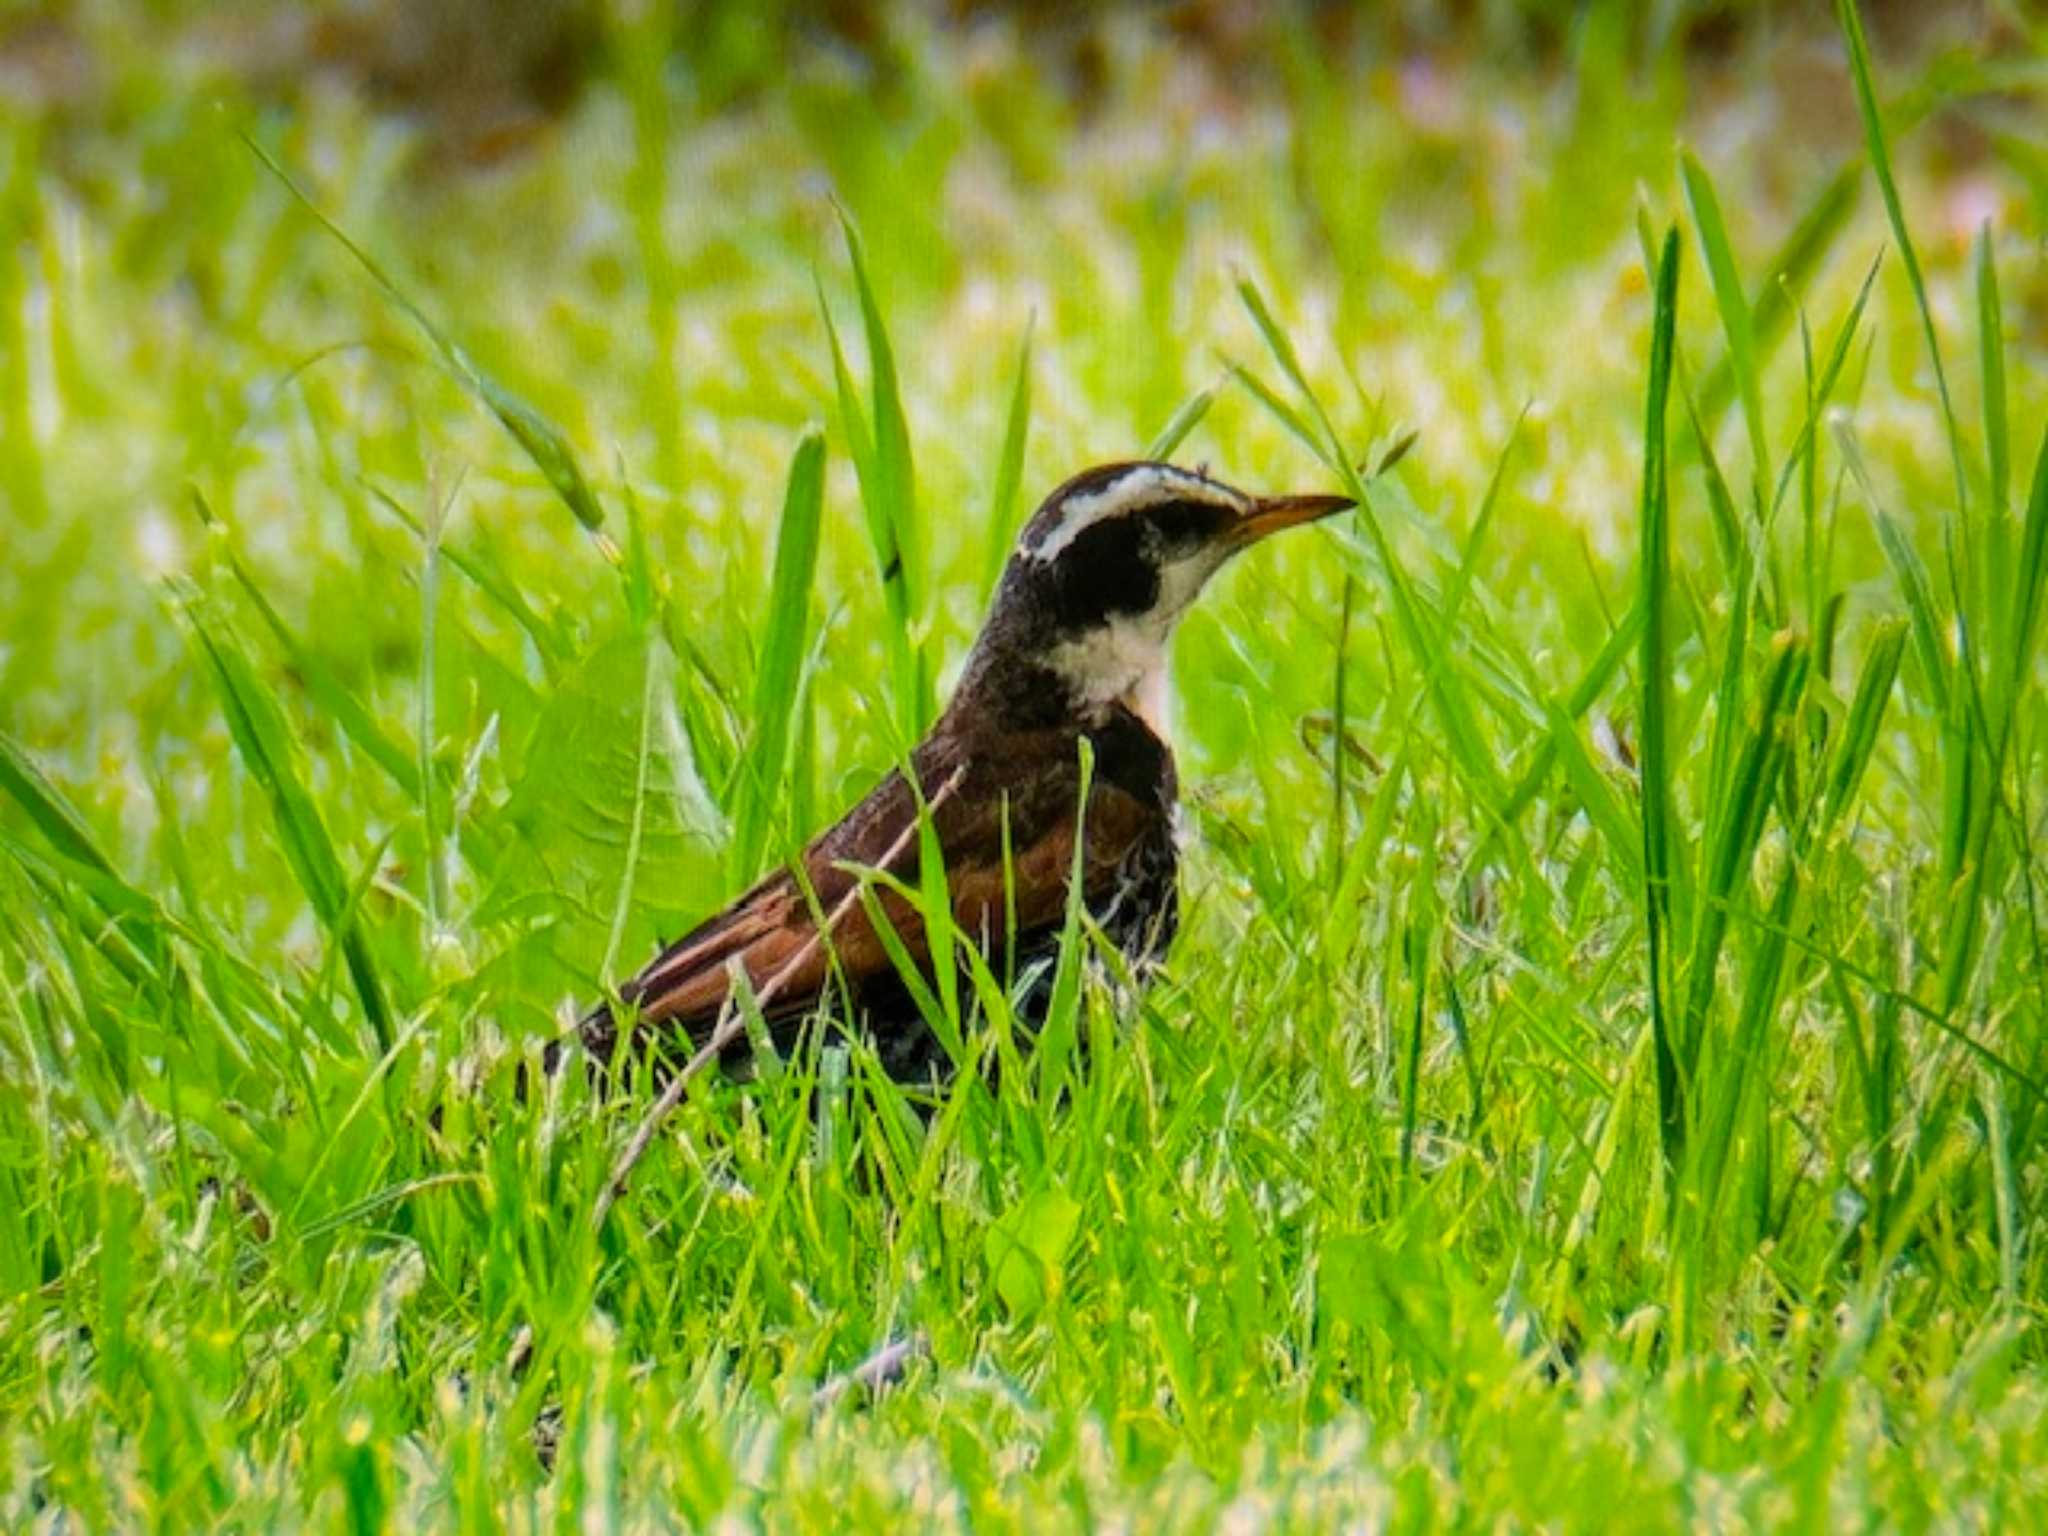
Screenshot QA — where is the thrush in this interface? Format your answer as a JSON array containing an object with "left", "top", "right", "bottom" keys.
[{"left": 572, "top": 461, "right": 1354, "bottom": 1084}]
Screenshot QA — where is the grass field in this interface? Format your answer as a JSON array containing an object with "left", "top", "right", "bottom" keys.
[{"left": 3, "top": 1, "right": 2046, "bottom": 1526}]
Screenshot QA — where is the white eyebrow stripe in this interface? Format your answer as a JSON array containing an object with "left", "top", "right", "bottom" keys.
[{"left": 1024, "top": 466, "right": 1239, "bottom": 564}]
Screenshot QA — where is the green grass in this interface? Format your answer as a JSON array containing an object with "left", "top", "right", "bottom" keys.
[{"left": 3, "top": 4, "right": 2047, "bottom": 1527}]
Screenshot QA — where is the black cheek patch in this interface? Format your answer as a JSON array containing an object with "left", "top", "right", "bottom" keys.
[{"left": 1050, "top": 518, "right": 1159, "bottom": 630}]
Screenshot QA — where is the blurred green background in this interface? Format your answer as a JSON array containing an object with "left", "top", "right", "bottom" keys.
[{"left": 3, "top": 1, "right": 2045, "bottom": 1527}]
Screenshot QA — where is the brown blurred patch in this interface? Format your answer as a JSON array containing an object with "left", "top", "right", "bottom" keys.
[
  {"left": 0, "top": 11, "right": 97, "bottom": 116},
  {"left": 284, "top": 0, "right": 601, "bottom": 166}
]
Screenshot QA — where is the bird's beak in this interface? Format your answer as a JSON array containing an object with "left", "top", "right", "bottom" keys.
[{"left": 1232, "top": 491, "right": 1357, "bottom": 546}]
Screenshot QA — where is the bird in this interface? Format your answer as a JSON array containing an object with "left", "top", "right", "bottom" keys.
[{"left": 570, "top": 460, "right": 1354, "bottom": 1085}]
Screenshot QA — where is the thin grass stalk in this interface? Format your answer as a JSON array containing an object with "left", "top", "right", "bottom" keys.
[{"left": 1639, "top": 227, "right": 1685, "bottom": 1173}]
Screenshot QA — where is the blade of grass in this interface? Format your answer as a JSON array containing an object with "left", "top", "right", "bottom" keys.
[
  {"left": 1687, "top": 378, "right": 1767, "bottom": 841},
  {"left": 2000, "top": 430, "right": 2048, "bottom": 744},
  {"left": 818, "top": 268, "right": 921, "bottom": 743},
  {"left": 1398, "top": 797, "right": 1443, "bottom": 1178},
  {"left": 978, "top": 318, "right": 1035, "bottom": 600},
  {"left": 1949, "top": 429, "right": 2048, "bottom": 1012},
  {"left": 181, "top": 600, "right": 392, "bottom": 1050},
  {"left": 1440, "top": 415, "right": 1523, "bottom": 636},
  {"left": 836, "top": 210, "right": 930, "bottom": 737},
  {"left": 1144, "top": 385, "right": 1216, "bottom": 463},
  {"left": 1232, "top": 279, "right": 1506, "bottom": 815},
  {"left": 1836, "top": 423, "right": 1950, "bottom": 719},
  {"left": 243, "top": 134, "right": 608, "bottom": 540},
  {"left": 1977, "top": 225, "right": 2014, "bottom": 694},
  {"left": 1235, "top": 275, "right": 1343, "bottom": 459},
  {"left": 1817, "top": 619, "right": 1907, "bottom": 840},
  {"left": 1678, "top": 632, "right": 1809, "bottom": 1130},
  {"left": 0, "top": 825, "right": 167, "bottom": 991},
  {"left": 1835, "top": 0, "right": 1970, "bottom": 520},
  {"left": 599, "top": 633, "right": 664, "bottom": 987},
  {"left": 730, "top": 430, "right": 827, "bottom": 885},
  {"left": 1486, "top": 596, "right": 1646, "bottom": 836},
  {"left": 418, "top": 473, "right": 447, "bottom": 931},
  {"left": 195, "top": 485, "right": 505, "bottom": 881},
  {"left": 361, "top": 479, "right": 570, "bottom": 677},
  {"left": 1639, "top": 226, "right": 1685, "bottom": 1174},
  {"left": 1693, "top": 853, "right": 1798, "bottom": 1238},
  {"left": 0, "top": 729, "right": 125, "bottom": 884},
  {"left": 1840, "top": 4, "right": 2004, "bottom": 970},
  {"left": 1976, "top": 224, "right": 2009, "bottom": 520},
  {"left": 1221, "top": 360, "right": 1329, "bottom": 469},
  {"left": 1681, "top": 148, "right": 1770, "bottom": 505},
  {"left": 1769, "top": 254, "right": 1881, "bottom": 522},
  {"left": 189, "top": 489, "right": 420, "bottom": 801},
  {"left": 1697, "top": 161, "right": 1860, "bottom": 429}
]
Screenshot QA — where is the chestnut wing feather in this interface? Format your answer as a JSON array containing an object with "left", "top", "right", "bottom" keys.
[{"left": 586, "top": 744, "right": 1155, "bottom": 1057}]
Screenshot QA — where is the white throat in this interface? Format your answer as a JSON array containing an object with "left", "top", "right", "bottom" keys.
[
  {"left": 1124, "top": 655, "right": 1172, "bottom": 739},
  {"left": 1047, "top": 618, "right": 1173, "bottom": 738}
]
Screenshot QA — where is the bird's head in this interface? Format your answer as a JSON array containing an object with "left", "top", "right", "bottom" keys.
[{"left": 955, "top": 461, "right": 1354, "bottom": 730}]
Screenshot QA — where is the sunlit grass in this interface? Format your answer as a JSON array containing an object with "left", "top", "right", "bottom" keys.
[{"left": 2, "top": 3, "right": 2045, "bottom": 1526}]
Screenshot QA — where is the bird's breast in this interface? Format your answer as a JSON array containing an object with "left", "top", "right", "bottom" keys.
[{"left": 1082, "top": 700, "right": 1178, "bottom": 813}]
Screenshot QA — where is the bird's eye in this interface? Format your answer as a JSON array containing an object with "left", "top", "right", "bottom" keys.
[{"left": 1146, "top": 499, "right": 1228, "bottom": 552}]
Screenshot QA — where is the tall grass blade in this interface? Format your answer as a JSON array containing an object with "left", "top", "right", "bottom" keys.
[
  {"left": 418, "top": 476, "right": 448, "bottom": 929},
  {"left": 1976, "top": 225, "right": 2009, "bottom": 520},
  {"left": 1682, "top": 148, "right": 1770, "bottom": 502},
  {"left": 1945, "top": 428, "right": 2048, "bottom": 1012},
  {"left": 731, "top": 430, "right": 827, "bottom": 884},
  {"left": 190, "top": 489, "right": 421, "bottom": 802},
  {"left": 1818, "top": 620, "right": 1906, "bottom": 839},
  {"left": 979, "top": 319, "right": 1035, "bottom": 599},
  {"left": 1222, "top": 362, "right": 1329, "bottom": 467},
  {"left": 1678, "top": 633, "right": 1808, "bottom": 1109},
  {"left": 1234, "top": 276, "right": 1348, "bottom": 468},
  {"left": 600, "top": 635, "right": 665, "bottom": 985},
  {"left": 1837, "top": 424, "right": 1951, "bottom": 717},
  {"left": 2004, "top": 430, "right": 2048, "bottom": 733},
  {"left": 243, "top": 135, "right": 607, "bottom": 537},
  {"left": 1683, "top": 385, "right": 1748, "bottom": 595},
  {"left": 1232, "top": 278, "right": 1508, "bottom": 818},
  {"left": 1638, "top": 227, "right": 1685, "bottom": 1172},
  {"left": 819, "top": 263, "right": 924, "bottom": 739},
  {"left": 182, "top": 602, "right": 392, "bottom": 1049},
  {"left": 0, "top": 729, "right": 123, "bottom": 882},
  {"left": 1770, "top": 253, "right": 1879, "bottom": 521},
  {"left": 1977, "top": 226, "right": 2014, "bottom": 679},
  {"left": 1489, "top": 597, "right": 1645, "bottom": 836},
  {"left": 0, "top": 739, "right": 170, "bottom": 985},
  {"left": 837, "top": 211, "right": 930, "bottom": 735},
  {"left": 838, "top": 214, "right": 920, "bottom": 600},
  {"left": 1144, "top": 385, "right": 1215, "bottom": 463},
  {"left": 362, "top": 479, "right": 570, "bottom": 677},
  {"left": 1836, "top": 0, "right": 1971, "bottom": 519},
  {"left": 1441, "top": 418, "right": 1522, "bottom": 633},
  {"left": 1698, "top": 161, "right": 1859, "bottom": 428}
]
